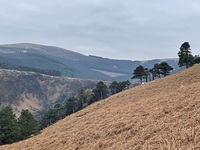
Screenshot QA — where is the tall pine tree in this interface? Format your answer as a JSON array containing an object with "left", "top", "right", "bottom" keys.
[
  {"left": 178, "top": 42, "right": 194, "bottom": 68},
  {"left": 0, "top": 106, "right": 21, "bottom": 144},
  {"left": 18, "top": 109, "right": 39, "bottom": 140},
  {"left": 132, "top": 65, "right": 145, "bottom": 84}
]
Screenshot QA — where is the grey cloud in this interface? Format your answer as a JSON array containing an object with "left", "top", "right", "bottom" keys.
[{"left": 0, "top": 0, "right": 200, "bottom": 60}]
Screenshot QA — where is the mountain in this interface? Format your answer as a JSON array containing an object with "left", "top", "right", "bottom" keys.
[
  {"left": 0, "top": 43, "right": 179, "bottom": 81},
  {"left": 1, "top": 64, "right": 200, "bottom": 149},
  {"left": 0, "top": 69, "right": 97, "bottom": 116}
]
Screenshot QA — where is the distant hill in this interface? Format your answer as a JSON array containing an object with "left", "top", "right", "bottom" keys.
[
  {"left": 1, "top": 64, "right": 200, "bottom": 149},
  {"left": 0, "top": 69, "right": 97, "bottom": 117},
  {"left": 0, "top": 43, "right": 179, "bottom": 81}
]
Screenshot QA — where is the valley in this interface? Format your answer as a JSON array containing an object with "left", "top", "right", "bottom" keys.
[
  {"left": 0, "top": 63, "right": 199, "bottom": 149},
  {"left": 0, "top": 69, "right": 97, "bottom": 116}
]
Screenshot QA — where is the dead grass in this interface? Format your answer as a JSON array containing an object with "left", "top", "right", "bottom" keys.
[{"left": 1, "top": 64, "right": 200, "bottom": 150}]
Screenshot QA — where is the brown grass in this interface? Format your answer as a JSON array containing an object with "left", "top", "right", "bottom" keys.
[{"left": 1, "top": 64, "right": 200, "bottom": 150}]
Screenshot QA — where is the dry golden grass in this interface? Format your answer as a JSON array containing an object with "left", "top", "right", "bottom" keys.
[{"left": 1, "top": 64, "right": 200, "bottom": 150}]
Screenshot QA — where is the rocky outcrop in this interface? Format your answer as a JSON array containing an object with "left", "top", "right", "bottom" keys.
[{"left": 0, "top": 69, "right": 97, "bottom": 116}]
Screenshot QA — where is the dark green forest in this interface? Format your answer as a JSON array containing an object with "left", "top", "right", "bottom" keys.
[
  {"left": 0, "top": 62, "right": 61, "bottom": 76},
  {"left": 0, "top": 107, "right": 39, "bottom": 144}
]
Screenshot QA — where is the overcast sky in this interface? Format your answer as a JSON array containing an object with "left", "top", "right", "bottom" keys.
[{"left": 0, "top": 0, "right": 200, "bottom": 60}]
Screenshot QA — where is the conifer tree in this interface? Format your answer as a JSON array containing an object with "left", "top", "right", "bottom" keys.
[
  {"left": 18, "top": 109, "right": 39, "bottom": 140},
  {"left": 0, "top": 106, "right": 21, "bottom": 144},
  {"left": 178, "top": 42, "right": 194, "bottom": 68},
  {"left": 159, "top": 62, "right": 173, "bottom": 77},
  {"left": 92, "top": 81, "right": 108, "bottom": 101},
  {"left": 132, "top": 65, "right": 145, "bottom": 84}
]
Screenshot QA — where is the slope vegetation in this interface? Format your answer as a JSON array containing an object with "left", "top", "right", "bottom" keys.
[
  {"left": 0, "top": 69, "right": 97, "bottom": 116},
  {"left": 1, "top": 65, "right": 200, "bottom": 149}
]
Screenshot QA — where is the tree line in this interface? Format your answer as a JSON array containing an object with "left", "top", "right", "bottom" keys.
[
  {"left": 132, "top": 42, "right": 200, "bottom": 84},
  {"left": 132, "top": 62, "right": 173, "bottom": 84},
  {"left": 0, "top": 107, "right": 39, "bottom": 145},
  {"left": 0, "top": 68, "right": 132, "bottom": 144},
  {"left": 40, "top": 80, "right": 131, "bottom": 128},
  {"left": 0, "top": 62, "right": 61, "bottom": 76}
]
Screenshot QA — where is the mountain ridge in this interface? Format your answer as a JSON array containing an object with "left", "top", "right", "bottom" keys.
[{"left": 0, "top": 43, "right": 179, "bottom": 81}]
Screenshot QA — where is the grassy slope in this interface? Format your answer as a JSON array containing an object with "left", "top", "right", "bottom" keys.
[{"left": 1, "top": 65, "right": 200, "bottom": 149}]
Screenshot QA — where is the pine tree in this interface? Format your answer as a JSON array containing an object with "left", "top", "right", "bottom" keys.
[
  {"left": 109, "top": 81, "right": 120, "bottom": 95},
  {"left": 131, "top": 65, "right": 145, "bottom": 84},
  {"left": 65, "top": 97, "right": 78, "bottom": 115},
  {"left": 178, "top": 42, "right": 194, "bottom": 68},
  {"left": 18, "top": 109, "right": 39, "bottom": 140},
  {"left": 159, "top": 62, "right": 173, "bottom": 77},
  {"left": 92, "top": 81, "right": 108, "bottom": 101},
  {"left": 0, "top": 106, "right": 21, "bottom": 144}
]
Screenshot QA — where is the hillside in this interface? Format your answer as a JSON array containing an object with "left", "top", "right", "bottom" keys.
[
  {"left": 1, "top": 64, "right": 200, "bottom": 150},
  {"left": 0, "top": 69, "right": 97, "bottom": 116},
  {"left": 0, "top": 43, "right": 179, "bottom": 81}
]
